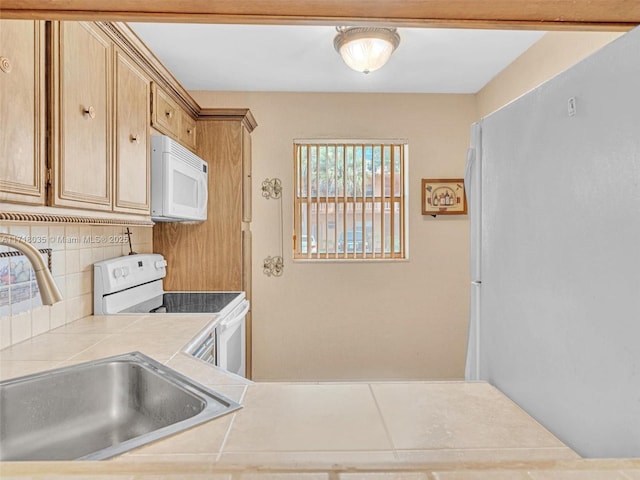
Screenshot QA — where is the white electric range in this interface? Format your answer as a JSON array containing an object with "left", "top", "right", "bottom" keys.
[{"left": 93, "top": 254, "right": 249, "bottom": 378}]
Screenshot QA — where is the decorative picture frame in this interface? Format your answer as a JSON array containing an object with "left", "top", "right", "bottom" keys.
[{"left": 421, "top": 178, "right": 467, "bottom": 215}]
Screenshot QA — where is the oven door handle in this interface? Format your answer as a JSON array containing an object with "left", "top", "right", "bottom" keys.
[{"left": 219, "top": 302, "right": 250, "bottom": 330}]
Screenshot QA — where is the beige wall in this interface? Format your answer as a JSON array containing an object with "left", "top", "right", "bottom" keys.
[
  {"left": 0, "top": 223, "right": 152, "bottom": 348},
  {"left": 476, "top": 31, "right": 623, "bottom": 118},
  {"left": 193, "top": 91, "right": 477, "bottom": 381}
]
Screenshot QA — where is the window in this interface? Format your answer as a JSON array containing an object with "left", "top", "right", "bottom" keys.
[{"left": 294, "top": 140, "right": 407, "bottom": 260}]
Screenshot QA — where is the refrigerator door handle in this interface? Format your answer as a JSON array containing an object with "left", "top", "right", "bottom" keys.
[
  {"left": 464, "top": 147, "right": 475, "bottom": 204},
  {"left": 471, "top": 280, "right": 482, "bottom": 285}
]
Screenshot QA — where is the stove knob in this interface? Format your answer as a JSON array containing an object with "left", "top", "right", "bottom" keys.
[
  {"left": 155, "top": 260, "right": 167, "bottom": 269},
  {"left": 122, "top": 266, "right": 130, "bottom": 277},
  {"left": 113, "top": 267, "right": 123, "bottom": 279}
]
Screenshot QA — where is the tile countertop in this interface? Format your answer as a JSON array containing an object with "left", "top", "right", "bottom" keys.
[{"left": 1, "top": 314, "right": 640, "bottom": 479}]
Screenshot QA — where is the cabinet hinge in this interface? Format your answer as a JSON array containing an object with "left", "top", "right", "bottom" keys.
[{"left": 46, "top": 168, "right": 52, "bottom": 185}]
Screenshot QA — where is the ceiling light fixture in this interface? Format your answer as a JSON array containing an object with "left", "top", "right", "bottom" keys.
[{"left": 334, "top": 26, "right": 400, "bottom": 74}]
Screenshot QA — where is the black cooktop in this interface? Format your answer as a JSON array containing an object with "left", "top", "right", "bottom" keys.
[{"left": 122, "top": 292, "right": 241, "bottom": 314}]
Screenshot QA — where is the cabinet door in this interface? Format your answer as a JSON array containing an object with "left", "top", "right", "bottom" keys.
[
  {"left": 151, "top": 83, "right": 180, "bottom": 138},
  {"left": 179, "top": 110, "right": 197, "bottom": 151},
  {"left": 114, "top": 49, "right": 150, "bottom": 214},
  {"left": 51, "top": 22, "right": 112, "bottom": 210},
  {"left": 0, "top": 20, "right": 46, "bottom": 205}
]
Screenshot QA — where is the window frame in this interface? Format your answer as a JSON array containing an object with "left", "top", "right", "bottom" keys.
[{"left": 293, "top": 138, "right": 409, "bottom": 262}]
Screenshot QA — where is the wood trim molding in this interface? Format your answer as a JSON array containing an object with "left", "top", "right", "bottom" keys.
[
  {"left": 96, "top": 22, "right": 200, "bottom": 117},
  {"left": 198, "top": 108, "right": 258, "bottom": 132},
  {"left": 0, "top": 1, "right": 637, "bottom": 31},
  {"left": 0, "top": 211, "right": 154, "bottom": 225}
]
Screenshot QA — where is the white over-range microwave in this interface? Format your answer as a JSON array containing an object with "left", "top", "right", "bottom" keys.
[{"left": 151, "top": 135, "right": 208, "bottom": 222}]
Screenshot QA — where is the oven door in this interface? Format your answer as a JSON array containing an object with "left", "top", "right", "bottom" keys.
[
  {"left": 216, "top": 300, "right": 249, "bottom": 378},
  {"left": 192, "top": 330, "right": 216, "bottom": 364}
]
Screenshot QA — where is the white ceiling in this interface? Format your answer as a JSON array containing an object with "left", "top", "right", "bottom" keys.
[{"left": 128, "top": 23, "right": 545, "bottom": 94}]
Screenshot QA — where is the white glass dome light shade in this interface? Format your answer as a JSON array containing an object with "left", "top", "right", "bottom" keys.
[{"left": 334, "top": 27, "right": 400, "bottom": 74}]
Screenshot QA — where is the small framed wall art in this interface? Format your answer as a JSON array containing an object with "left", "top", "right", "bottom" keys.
[{"left": 421, "top": 178, "right": 467, "bottom": 215}]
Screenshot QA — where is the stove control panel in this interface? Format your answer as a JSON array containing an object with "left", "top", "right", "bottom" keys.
[{"left": 94, "top": 253, "right": 167, "bottom": 296}]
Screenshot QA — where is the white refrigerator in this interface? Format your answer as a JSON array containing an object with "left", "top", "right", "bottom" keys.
[
  {"left": 464, "top": 122, "right": 482, "bottom": 381},
  {"left": 464, "top": 26, "right": 640, "bottom": 457}
]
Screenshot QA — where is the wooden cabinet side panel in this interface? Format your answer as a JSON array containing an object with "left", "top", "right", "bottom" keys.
[
  {"left": 114, "top": 49, "right": 150, "bottom": 213},
  {"left": 242, "top": 226, "right": 252, "bottom": 379},
  {"left": 152, "top": 221, "right": 203, "bottom": 291},
  {"left": 241, "top": 226, "right": 252, "bottom": 302},
  {"left": 0, "top": 20, "right": 46, "bottom": 205},
  {"left": 242, "top": 126, "right": 252, "bottom": 222},
  {"left": 51, "top": 21, "right": 112, "bottom": 210},
  {"left": 154, "top": 120, "right": 243, "bottom": 291}
]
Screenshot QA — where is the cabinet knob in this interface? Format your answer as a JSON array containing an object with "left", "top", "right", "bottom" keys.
[
  {"left": 186, "top": 129, "right": 193, "bottom": 135},
  {"left": 0, "top": 57, "right": 12, "bottom": 74},
  {"left": 83, "top": 106, "right": 96, "bottom": 119},
  {"left": 165, "top": 110, "right": 173, "bottom": 119},
  {"left": 130, "top": 134, "right": 140, "bottom": 144}
]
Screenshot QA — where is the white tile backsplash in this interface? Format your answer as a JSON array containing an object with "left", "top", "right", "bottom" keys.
[
  {"left": 65, "top": 249, "right": 80, "bottom": 274},
  {"left": 0, "top": 286, "right": 9, "bottom": 317},
  {"left": 0, "top": 223, "right": 153, "bottom": 348},
  {"left": 50, "top": 250, "right": 66, "bottom": 276},
  {"left": 79, "top": 248, "right": 94, "bottom": 272},
  {"left": 11, "top": 311, "right": 32, "bottom": 344}
]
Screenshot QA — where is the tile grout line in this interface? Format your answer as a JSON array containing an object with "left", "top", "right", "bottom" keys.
[
  {"left": 63, "top": 331, "right": 119, "bottom": 363},
  {"left": 59, "top": 314, "right": 169, "bottom": 363},
  {"left": 0, "top": 328, "right": 117, "bottom": 363},
  {"left": 368, "top": 383, "right": 399, "bottom": 461},
  {"left": 393, "top": 446, "right": 579, "bottom": 452},
  {"left": 238, "top": 384, "right": 248, "bottom": 403},
  {"left": 215, "top": 384, "right": 248, "bottom": 463}
]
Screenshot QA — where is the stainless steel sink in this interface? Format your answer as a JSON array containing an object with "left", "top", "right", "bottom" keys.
[{"left": 0, "top": 351, "right": 241, "bottom": 461}]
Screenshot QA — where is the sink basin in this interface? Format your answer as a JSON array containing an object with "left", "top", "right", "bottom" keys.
[{"left": 0, "top": 352, "right": 241, "bottom": 461}]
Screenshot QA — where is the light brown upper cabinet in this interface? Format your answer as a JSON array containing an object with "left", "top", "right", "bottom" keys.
[
  {"left": 151, "top": 82, "right": 197, "bottom": 152},
  {"left": 179, "top": 110, "right": 197, "bottom": 151},
  {"left": 48, "top": 21, "right": 152, "bottom": 216},
  {"left": 151, "top": 83, "right": 180, "bottom": 138},
  {"left": 114, "top": 48, "right": 151, "bottom": 214},
  {"left": 1, "top": 21, "right": 195, "bottom": 219},
  {"left": 0, "top": 20, "right": 46, "bottom": 205},
  {"left": 50, "top": 21, "right": 113, "bottom": 210}
]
